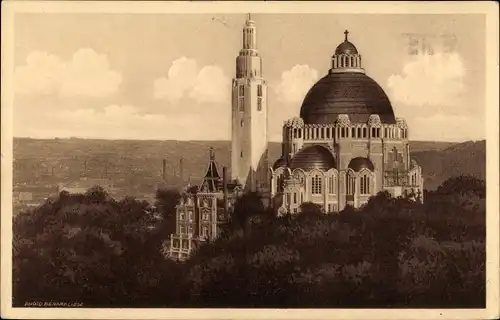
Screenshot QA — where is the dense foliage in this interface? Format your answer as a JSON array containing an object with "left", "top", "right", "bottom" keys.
[{"left": 13, "top": 175, "right": 485, "bottom": 308}]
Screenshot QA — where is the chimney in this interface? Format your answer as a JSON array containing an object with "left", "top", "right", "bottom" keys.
[
  {"left": 223, "top": 166, "right": 229, "bottom": 217},
  {"left": 179, "top": 157, "right": 184, "bottom": 182},
  {"left": 162, "top": 159, "right": 167, "bottom": 182}
]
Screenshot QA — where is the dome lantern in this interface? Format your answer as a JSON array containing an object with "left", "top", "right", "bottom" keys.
[{"left": 330, "top": 30, "right": 364, "bottom": 74}]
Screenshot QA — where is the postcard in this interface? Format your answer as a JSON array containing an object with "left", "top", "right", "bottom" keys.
[{"left": 1, "top": 1, "right": 499, "bottom": 319}]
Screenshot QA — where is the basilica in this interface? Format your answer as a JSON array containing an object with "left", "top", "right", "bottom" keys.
[
  {"left": 168, "top": 16, "right": 423, "bottom": 260},
  {"left": 271, "top": 30, "right": 424, "bottom": 214}
]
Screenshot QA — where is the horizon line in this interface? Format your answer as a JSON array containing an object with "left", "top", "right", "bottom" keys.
[{"left": 12, "top": 136, "right": 485, "bottom": 144}]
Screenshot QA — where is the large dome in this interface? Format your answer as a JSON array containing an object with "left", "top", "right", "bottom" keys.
[
  {"left": 299, "top": 72, "right": 396, "bottom": 124},
  {"left": 289, "top": 145, "right": 336, "bottom": 171}
]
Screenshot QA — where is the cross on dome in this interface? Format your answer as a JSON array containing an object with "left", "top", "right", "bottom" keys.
[{"left": 344, "top": 29, "right": 349, "bottom": 41}]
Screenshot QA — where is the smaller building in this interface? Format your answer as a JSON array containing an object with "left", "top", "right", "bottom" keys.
[
  {"left": 13, "top": 184, "right": 59, "bottom": 214},
  {"left": 169, "top": 148, "right": 242, "bottom": 261}
]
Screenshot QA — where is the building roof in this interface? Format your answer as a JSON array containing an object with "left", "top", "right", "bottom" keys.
[
  {"left": 199, "top": 148, "right": 223, "bottom": 193},
  {"left": 289, "top": 145, "right": 336, "bottom": 171},
  {"left": 348, "top": 157, "right": 375, "bottom": 172},
  {"left": 299, "top": 72, "right": 396, "bottom": 125},
  {"left": 334, "top": 30, "right": 359, "bottom": 55},
  {"left": 335, "top": 41, "right": 358, "bottom": 55},
  {"left": 273, "top": 157, "right": 286, "bottom": 170}
]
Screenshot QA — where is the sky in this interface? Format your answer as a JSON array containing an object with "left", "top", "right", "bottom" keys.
[{"left": 12, "top": 13, "right": 486, "bottom": 142}]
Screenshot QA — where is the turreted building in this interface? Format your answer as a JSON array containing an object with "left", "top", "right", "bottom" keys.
[
  {"left": 270, "top": 30, "right": 424, "bottom": 215},
  {"left": 168, "top": 148, "right": 242, "bottom": 261},
  {"left": 169, "top": 19, "right": 424, "bottom": 260}
]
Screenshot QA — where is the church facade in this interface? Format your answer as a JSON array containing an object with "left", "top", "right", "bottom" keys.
[{"left": 270, "top": 30, "right": 424, "bottom": 215}]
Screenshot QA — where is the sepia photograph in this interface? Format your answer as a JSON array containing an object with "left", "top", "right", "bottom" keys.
[{"left": 1, "top": 1, "right": 499, "bottom": 319}]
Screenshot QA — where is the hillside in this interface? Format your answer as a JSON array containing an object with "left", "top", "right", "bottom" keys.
[
  {"left": 411, "top": 140, "right": 486, "bottom": 190},
  {"left": 13, "top": 138, "right": 484, "bottom": 192}
]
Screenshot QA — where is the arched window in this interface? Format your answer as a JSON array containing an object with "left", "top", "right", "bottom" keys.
[
  {"left": 328, "top": 175, "right": 337, "bottom": 194},
  {"left": 351, "top": 127, "right": 356, "bottom": 138},
  {"left": 277, "top": 174, "right": 285, "bottom": 193},
  {"left": 346, "top": 173, "right": 355, "bottom": 195},
  {"left": 360, "top": 174, "right": 370, "bottom": 195},
  {"left": 312, "top": 174, "right": 323, "bottom": 194}
]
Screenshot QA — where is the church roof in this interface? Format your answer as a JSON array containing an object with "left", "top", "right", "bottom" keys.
[
  {"left": 199, "top": 148, "right": 222, "bottom": 193},
  {"left": 273, "top": 157, "right": 286, "bottom": 170},
  {"left": 334, "top": 30, "right": 359, "bottom": 55},
  {"left": 289, "top": 145, "right": 336, "bottom": 171},
  {"left": 299, "top": 30, "right": 396, "bottom": 125},
  {"left": 348, "top": 157, "right": 375, "bottom": 172},
  {"left": 299, "top": 72, "right": 396, "bottom": 124}
]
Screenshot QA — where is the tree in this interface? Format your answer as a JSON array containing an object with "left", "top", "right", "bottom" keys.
[
  {"left": 154, "top": 188, "right": 181, "bottom": 239},
  {"left": 230, "top": 191, "right": 265, "bottom": 232},
  {"left": 436, "top": 175, "right": 485, "bottom": 198},
  {"left": 298, "top": 202, "right": 322, "bottom": 218},
  {"left": 12, "top": 187, "right": 171, "bottom": 307}
]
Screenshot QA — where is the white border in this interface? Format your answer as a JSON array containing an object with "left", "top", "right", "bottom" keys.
[{"left": 1, "top": 1, "right": 499, "bottom": 319}]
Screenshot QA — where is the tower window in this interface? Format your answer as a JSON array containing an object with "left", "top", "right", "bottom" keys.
[
  {"left": 239, "top": 97, "right": 244, "bottom": 112},
  {"left": 363, "top": 127, "right": 367, "bottom": 138},
  {"left": 312, "top": 175, "right": 323, "bottom": 195},
  {"left": 257, "top": 97, "right": 262, "bottom": 111},
  {"left": 241, "top": 150, "right": 243, "bottom": 158},
  {"left": 238, "top": 85, "right": 245, "bottom": 97},
  {"left": 257, "top": 84, "right": 263, "bottom": 97},
  {"left": 240, "top": 119, "right": 244, "bottom": 127},
  {"left": 352, "top": 127, "right": 356, "bottom": 138},
  {"left": 357, "top": 127, "right": 361, "bottom": 138}
]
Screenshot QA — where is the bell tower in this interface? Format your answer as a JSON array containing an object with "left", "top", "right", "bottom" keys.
[{"left": 231, "top": 14, "right": 269, "bottom": 195}]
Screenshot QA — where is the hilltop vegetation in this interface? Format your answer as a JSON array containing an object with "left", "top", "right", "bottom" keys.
[
  {"left": 13, "top": 175, "right": 485, "bottom": 308},
  {"left": 13, "top": 138, "right": 484, "bottom": 191}
]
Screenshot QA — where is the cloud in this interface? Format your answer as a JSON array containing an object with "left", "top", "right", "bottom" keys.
[
  {"left": 14, "top": 49, "right": 123, "bottom": 97},
  {"left": 154, "top": 57, "right": 230, "bottom": 104},
  {"left": 387, "top": 52, "right": 466, "bottom": 110},
  {"left": 274, "top": 64, "right": 319, "bottom": 104}
]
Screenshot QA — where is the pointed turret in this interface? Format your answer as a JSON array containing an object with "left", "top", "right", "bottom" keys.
[{"left": 200, "top": 147, "right": 222, "bottom": 193}]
